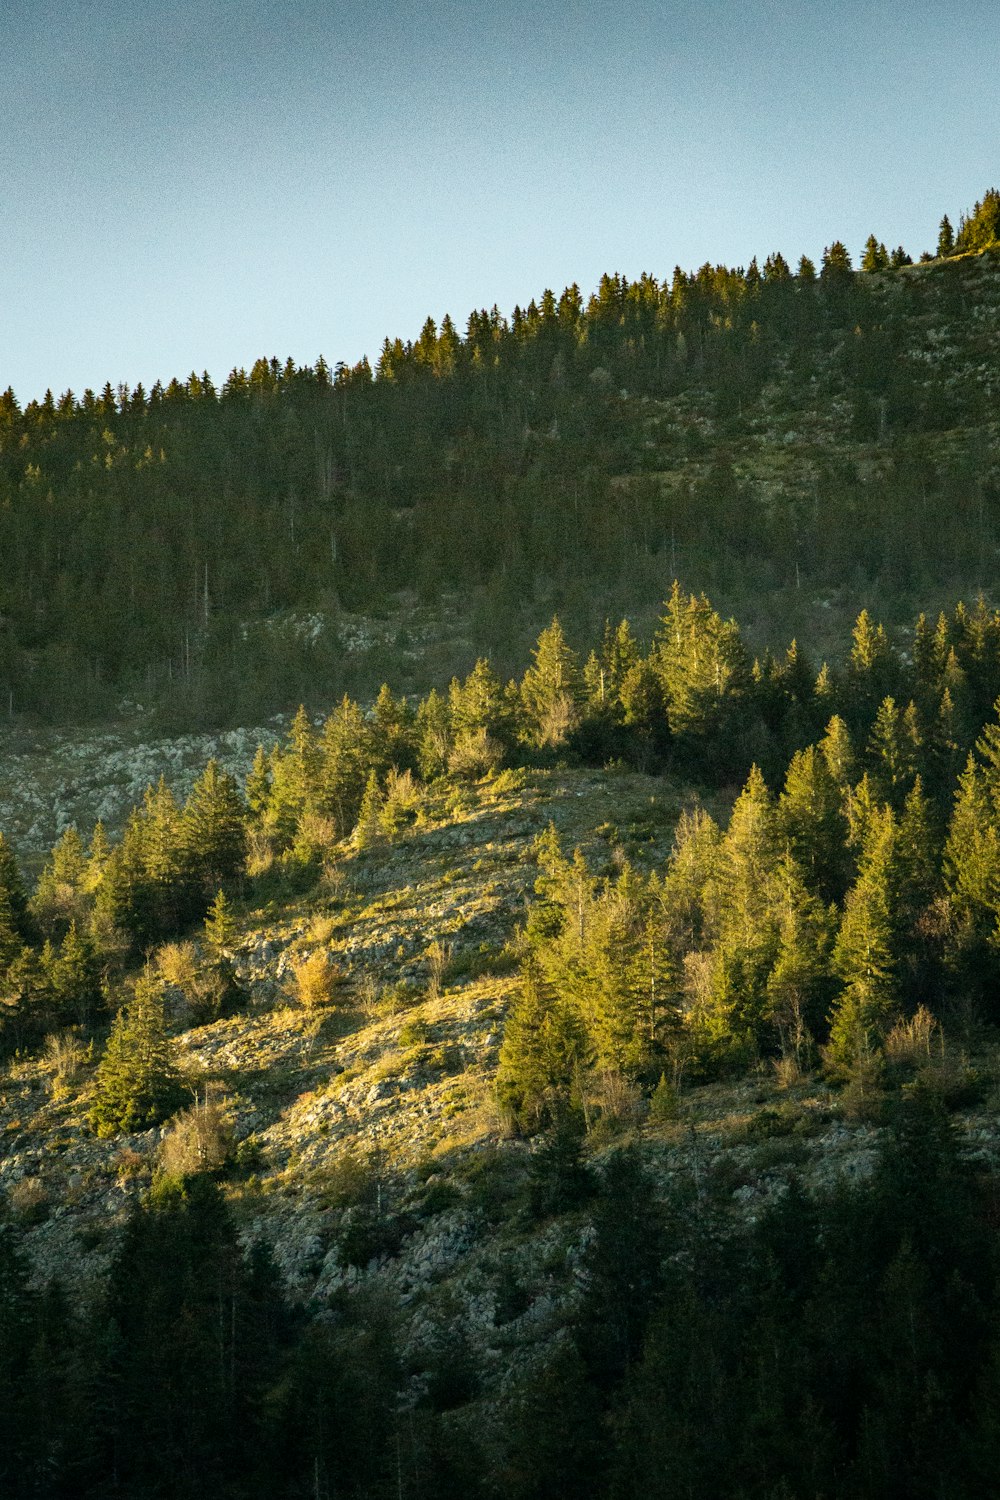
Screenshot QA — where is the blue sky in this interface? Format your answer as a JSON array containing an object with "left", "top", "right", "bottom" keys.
[{"left": 1, "top": 0, "right": 997, "bottom": 402}]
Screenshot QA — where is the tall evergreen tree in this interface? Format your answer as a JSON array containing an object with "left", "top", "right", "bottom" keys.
[
  {"left": 90, "top": 975, "right": 187, "bottom": 1136},
  {"left": 520, "top": 617, "right": 582, "bottom": 749},
  {"left": 829, "top": 807, "right": 902, "bottom": 1068}
]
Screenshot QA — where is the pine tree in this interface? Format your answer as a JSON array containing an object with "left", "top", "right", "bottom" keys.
[
  {"left": 653, "top": 583, "right": 749, "bottom": 760},
  {"left": 497, "top": 957, "right": 585, "bottom": 1132},
  {"left": 867, "top": 695, "right": 917, "bottom": 807},
  {"left": 448, "top": 659, "right": 510, "bottom": 771},
  {"left": 46, "top": 919, "right": 99, "bottom": 1027},
  {"left": 371, "top": 682, "right": 415, "bottom": 773},
  {"left": 203, "top": 889, "right": 237, "bottom": 954},
  {"left": 84, "top": 821, "right": 112, "bottom": 891},
  {"left": 415, "top": 688, "right": 451, "bottom": 780},
  {"left": 829, "top": 807, "right": 901, "bottom": 1068},
  {"left": 846, "top": 609, "right": 897, "bottom": 724},
  {"left": 30, "top": 825, "right": 88, "bottom": 937},
  {"left": 659, "top": 804, "right": 721, "bottom": 953},
  {"left": 705, "top": 766, "right": 781, "bottom": 1047},
  {"left": 778, "top": 743, "right": 850, "bottom": 901},
  {"left": 765, "top": 851, "right": 834, "bottom": 1061},
  {"left": 265, "top": 707, "right": 318, "bottom": 848},
  {"left": 819, "top": 714, "right": 856, "bottom": 792},
  {"left": 90, "top": 975, "right": 187, "bottom": 1136},
  {"left": 520, "top": 618, "right": 582, "bottom": 749},
  {"left": 0, "top": 881, "right": 25, "bottom": 972},
  {"left": 182, "top": 760, "right": 247, "bottom": 899},
  {"left": 244, "top": 744, "right": 272, "bottom": 823},
  {"left": 316, "top": 696, "right": 374, "bottom": 837},
  {"left": 943, "top": 756, "right": 1000, "bottom": 1008},
  {"left": 101, "top": 1174, "right": 280, "bottom": 1495},
  {"left": 353, "top": 769, "right": 386, "bottom": 848},
  {"left": 954, "top": 190, "right": 1000, "bottom": 254},
  {"left": 820, "top": 240, "right": 853, "bottom": 279},
  {"left": 575, "top": 1147, "right": 664, "bottom": 1389},
  {"left": 861, "top": 235, "right": 889, "bottom": 272},
  {"left": 564, "top": 866, "right": 673, "bottom": 1079},
  {"left": 0, "top": 832, "right": 29, "bottom": 945},
  {"left": 585, "top": 618, "right": 640, "bottom": 714}
]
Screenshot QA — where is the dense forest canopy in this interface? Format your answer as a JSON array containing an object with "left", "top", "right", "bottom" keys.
[{"left": 1, "top": 192, "right": 999, "bottom": 724}]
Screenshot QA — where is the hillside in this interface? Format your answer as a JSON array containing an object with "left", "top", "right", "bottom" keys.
[
  {"left": 5, "top": 198, "right": 1000, "bottom": 1497},
  {"left": 4, "top": 746, "right": 1000, "bottom": 1497},
  {"left": 2, "top": 214, "right": 1000, "bottom": 726}
]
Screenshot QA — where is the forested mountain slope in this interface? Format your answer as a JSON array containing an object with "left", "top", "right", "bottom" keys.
[
  {"left": 2, "top": 195, "right": 999, "bottom": 724},
  {"left": 4, "top": 194, "right": 1000, "bottom": 1498},
  {"left": 3, "top": 581, "right": 1000, "bottom": 1492}
]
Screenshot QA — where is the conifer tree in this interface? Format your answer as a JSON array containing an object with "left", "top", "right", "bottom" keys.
[
  {"left": 203, "top": 889, "right": 237, "bottom": 955},
  {"left": 182, "top": 760, "right": 247, "bottom": 899},
  {"left": 448, "top": 659, "right": 510, "bottom": 772},
  {"left": 617, "top": 659, "right": 669, "bottom": 767},
  {"left": 30, "top": 825, "right": 88, "bottom": 937},
  {"left": 821, "top": 241, "right": 853, "bottom": 279},
  {"left": 867, "top": 696, "right": 918, "bottom": 808},
  {"left": 861, "top": 236, "right": 889, "bottom": 272},
  {"left": 85, "top": 821, "right": 112, "bottom": 891},
  {"left": 0, "top": 832, "right": 29, "bottom": 945},
  {"left": 90, "top": 975, "right": 187, "bottom": 1136},
  {"left": 0, "top": 882, "right": 25, "bottom": 972},
  {"left": 371, "top": 683, "right": 415, "bottom": 773},
  {"left": 943, "top": 756, "right": 1000, "bottom": 1006},
  {"left": 779, "top": 743, "right": 849, "bottom": 901},
  {"left": 497, "top": 957, "right": 585, "bottom": 1131},
  {"left": 316, "top": 696, "right": 374, "bottom": 837},
  {"left": 562, "top": 865, "right": 674, "bottom": 1080},
  {"left": 653, "top": 583, "right": 749, "bottom": 763},
  {"left": 520, "top": 618, "right": 582, "bottom": 749},
  {"left": 846, "top": 609, "right": 897, "bottom": 725},
  {"left": 829, "top": 807, "right": 901, "bottom": 1068},
  {"left": 937, "top": 215, "right": 955, "bottom": 257},
  {"left": 766, "top": 851, "right": 834, "bottom": 1061},
  {"left": 415, "top": 688, "right": 451, "bottom": 780},
  {"left": 265, "top": 707, "right": 318, "bottom": 848},
  {"left": 819, "top": 714, "right": 856, "bottom": 793},
  {"left": 46, "top": 919, "right": 99, "bottom": 1027},
  {"left": 704, "top": 766, "right": 781, "bottom": 1046},
  {"left": 244, "top": 744, "right": 272, "bottom": 823},
  {"left": 659, "top": 804, "right": 720, "bottom": 954},
  {"left": 353, "top": 770, "right": 386, "bottom": 848},
  {"left": 603, "top": 618, "right": 641, "bottom": 697}
]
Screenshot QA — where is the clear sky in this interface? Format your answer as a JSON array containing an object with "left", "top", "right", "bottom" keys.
[{"left": 1, "top": 0, "right": 997, "bottom": 403}]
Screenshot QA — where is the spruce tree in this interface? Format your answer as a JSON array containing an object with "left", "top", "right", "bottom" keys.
[
  {"left": 520, "top": 617, "right": 583, "bottom": 750},
  {"left": 779, "top": 743, "right": 849, "bottom": 901},
  {"left": 182, "top": 759, "right": 247, "bottom": 898},
  {"left": 415, "top": 688, "right": 451, "bottom": 780},
  {"left": 829, "top": 807, "right": 901, "bottom": 1068},
  {"left": 30, "top": 825, "right": 88, "bottom": 937},
  {"left": 90, "top": 975, "right": 187, "bottom": 1136},
  {"left": 203, "top": 889, "right": 237, "bottom": 954},
  {"left": 497, "top": 957, "right": 585, "bottom": 1132},
  {"left": 652, "top": 583, "right": 749, "bottom": 763},
  {"left": 766, "top": 850, "right": 835, "bottom": 1060},
  {"left": 316, "top": 696, "right": 374, "bottom": 837},
  {"left": 0, "top": 833, "right": 29, "bottom": 946}
]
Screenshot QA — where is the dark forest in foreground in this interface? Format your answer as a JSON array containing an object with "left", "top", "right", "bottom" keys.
[{"left": 3, "top": 1101, "right": 999, "bottom": 1500}]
